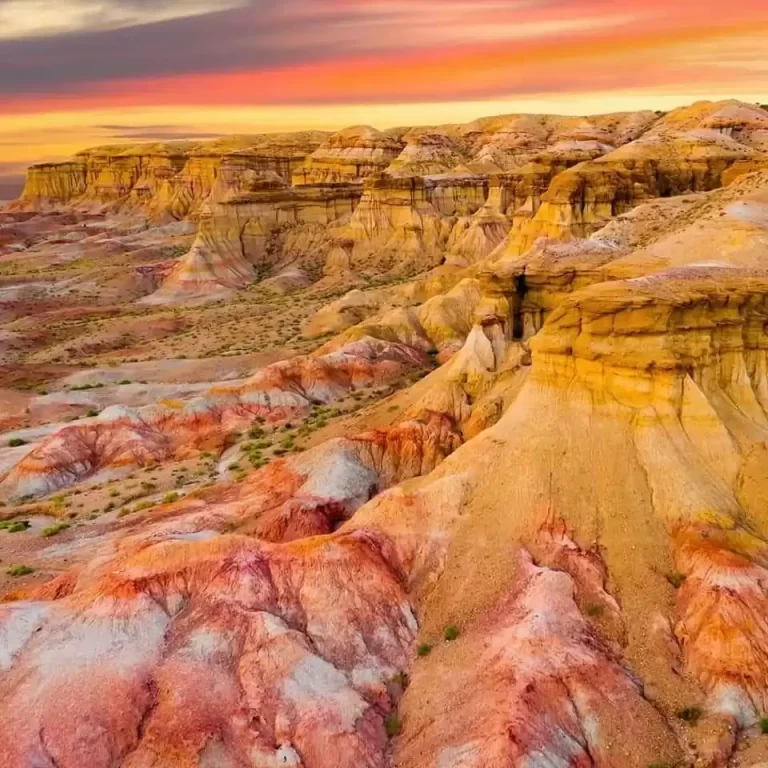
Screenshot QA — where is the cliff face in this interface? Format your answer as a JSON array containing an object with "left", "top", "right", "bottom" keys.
[
  {"left": 15, "top": 133, "right": 329, "bottom": 219},
  {"left": 505, "top": 101, "right": 768, "bottom": 255},
  {"left": 14, "top": 101, "right": 768, "bottom": 305}
]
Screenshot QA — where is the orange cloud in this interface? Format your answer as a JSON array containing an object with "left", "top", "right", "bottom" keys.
[{"left": 1, "top": 0, "right": 767, "bottom": 170}]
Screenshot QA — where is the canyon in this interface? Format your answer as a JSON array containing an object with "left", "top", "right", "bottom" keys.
[{"left": 2, "top": 99, "right": 768, "bottom": 767}]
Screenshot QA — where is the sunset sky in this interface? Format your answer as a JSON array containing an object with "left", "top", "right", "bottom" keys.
[{"left": 1, "top": 0, "right": 768, "bottom": 197}]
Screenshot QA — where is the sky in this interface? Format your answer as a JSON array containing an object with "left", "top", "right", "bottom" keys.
[{"left": 1, "top": 0, "right": 768, "bottom": 196}]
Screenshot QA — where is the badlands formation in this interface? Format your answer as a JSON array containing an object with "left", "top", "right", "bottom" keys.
[{"left": 3, "top": 100, "right": 768, "bottom": 767}]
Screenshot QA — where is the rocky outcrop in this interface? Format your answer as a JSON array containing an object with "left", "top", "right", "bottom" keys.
[
  {"left": 146, "top": 160, "right": 362, "bottom": 302},
  {"left": 507, "top": 101, "right": 768, "bottom": 255},
  {"left": 460, "top": 110, "right": 658, "bottom": 171},
  {"left": 293, "top": 126, "right": 405, "bottom": 186},
  {"left": 329, "top": 174, "right": 488, "bottom": 276},
  {"left": 0, "top": 530, "right": 417, "bottom": 768},
  {"left": 14, "top": 134, "right": 328, "bottom": 218},
  {"left": 386, "top": 129, "right": 465, "bottom": 177}
]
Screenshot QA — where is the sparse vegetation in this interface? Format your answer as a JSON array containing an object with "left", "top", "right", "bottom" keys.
[
  {"left": 1, "top": 520, "right": 31, "bottom": 533},
  {"left": 666, "top": 572, "right": 686, "bottom": 589},
  {"left": 163, "top": 492, "right": 180, "bottom": 504},
  {"left": 41, "top": 523, "right": 71, "bottom": 538},
  {"left": 384, "top": 713, "right": 402, "bottom": 738},
  {"left": 8, "top": 438, "right": 27, "bottom": 448},
  {"left": 676, "top": 706, "right": 702, "bottom": 724},
  {"left": 443, "top": 625, "right": 460, "bottom": 641},
  {"left": 7, "top": 565, "right": 35, "bottom": 577}
]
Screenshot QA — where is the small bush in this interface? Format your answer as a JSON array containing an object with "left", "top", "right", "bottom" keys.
[
  {"left": 667, "top": 572, "right": 686, "bottom": 589},
  {"left": 7, "top": 565, "right": 34, "bottom": 578},
  {"left": 384, "top": 714, "right": 402, "bottom": 738},
  {"left": 163, "top": 492, "right": 180, "bottom": 504},
  {"left": 41, "top": 523, "right": 70, "bottom": 538},
  {"left": 109, "top": 489, "right": 120, "bottom": 498},
  {"left": 416, "top": 643, "right": 432, "bottom": 657},
  {"left": 6, "top": 520, "right": 31, "bottom": 533},
  {"left": 586, "top": 604, "right": 604, "bottom": 618},
  {"left": 443, "top": 625, "right": 460, "bottom": 642},
  {"left": 676, "top": 706, "right": 702, "bottom": 724},
  {"left": 760, "top": 717, "right": 768, "bottom": 734},
  {"left": 8, "top": 438, "right": 27, "bottom": 448},
  {"left": 86, "top": 409, "right": 99, "bottom": 418}
]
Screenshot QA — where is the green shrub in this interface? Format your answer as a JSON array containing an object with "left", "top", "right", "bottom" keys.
[
  {"left": 163, "top": 492, "right": 180, "bottom": 504},
  {"left": 667, "top": 572, "right": 686, "bottom": 589},
  {"left": 7, "top": 565, "right": 34, "bottom": 577},
  {"left": 760, "top": 717, "right": 768, "bottom": 734},
  {"left": 86, "top": 409, "right": 99, "bottom": 418},
  {"left": 8, "top": 438, "right": 27, "bottom": 448},
  {"left": 41, "top": 523, "right": 70, "bottom": 538},
  {"left": 443, "top": 625, "right": 460, "bottom": 642},
  {"left": 416, "top": 643, "right": 432, "bottom": 657},
  {"left": 6, "top": 520, "right": 30, "bottom": 533},
  {"left": 384, "top": 714, "right": 402, "bottom": 738},
  {"left": 586, "top": 604, "right": 604, "bottom": 618}
]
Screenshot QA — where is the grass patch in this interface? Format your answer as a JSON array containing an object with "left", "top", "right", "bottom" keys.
[{"left": 41, "top": 523, "right": 70, "bottom": 538}]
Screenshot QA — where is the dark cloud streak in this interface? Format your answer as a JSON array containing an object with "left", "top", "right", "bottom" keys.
[{"left": 0, "top": 1, "right": 347, "bottom": 97}]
